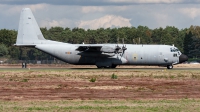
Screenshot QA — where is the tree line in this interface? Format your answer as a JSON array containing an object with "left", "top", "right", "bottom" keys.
[{"left": 0, "top": 25, "right": 200, "bottom": 62}]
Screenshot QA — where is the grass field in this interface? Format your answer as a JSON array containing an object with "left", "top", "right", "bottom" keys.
[
  {"left": 0, "top": 67, "right": 200, "bottom": 111},
  {"left": 0, "top": 99, "right": 200, "bottom": 112}
]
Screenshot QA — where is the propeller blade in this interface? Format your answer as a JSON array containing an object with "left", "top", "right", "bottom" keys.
[
  {"left": 117, "top": 37, "right": 119, "bottom": 45},
  {"left": 122, "top": 38, "right": 124, "bottom": 45},
  {"left": 133, "top": 39, "right": 135, "bottom": 44},
  {"left": 121, "top": 38, "right": 127, "bottom": 56},
  {"left": 114, "top": 45, "right": 121, "bottom": 54},
  {"left": 122, "top": 46, "right": 127, "bottom": 51}
]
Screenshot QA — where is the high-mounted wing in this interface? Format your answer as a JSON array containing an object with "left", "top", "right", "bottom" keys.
[
  {"left": 76, "top": 45, "right": 116, "bottom": 53},
  {"left": 76, "top": 46, "right": 102, "bottom": 52}
]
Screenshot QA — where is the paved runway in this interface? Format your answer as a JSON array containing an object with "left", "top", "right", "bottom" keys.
[{"left": 0, "top": 67, "right": 199, "bottom": 71}]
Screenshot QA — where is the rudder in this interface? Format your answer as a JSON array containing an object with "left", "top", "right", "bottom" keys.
[{"left": 15, "top": 8, "right": 45, "bottom": 46}]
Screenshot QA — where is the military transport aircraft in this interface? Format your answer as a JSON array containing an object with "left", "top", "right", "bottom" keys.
[{"left": 15, "top": 8, "right": 188, "bottom": 69}]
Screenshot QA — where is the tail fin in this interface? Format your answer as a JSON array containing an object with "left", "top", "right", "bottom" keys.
[{"left": 15, "top": 8, "right": 45, "bottom": 46}]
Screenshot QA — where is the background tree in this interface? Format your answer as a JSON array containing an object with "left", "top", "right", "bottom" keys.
[
  {"left": 0, "top": 25, "right": 200, "bottom": 61},
  {"left": 0, "top": 44, "right": 8, "bottom": 57}
]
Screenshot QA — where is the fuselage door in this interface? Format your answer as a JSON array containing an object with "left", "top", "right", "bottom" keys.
[{"left": 159, "top": 52, "right": 165, "bottom": 63}]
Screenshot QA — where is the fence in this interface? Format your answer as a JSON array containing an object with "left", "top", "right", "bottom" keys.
[{"left": 3, "top": 59, "right": 66, "bottom": 64}]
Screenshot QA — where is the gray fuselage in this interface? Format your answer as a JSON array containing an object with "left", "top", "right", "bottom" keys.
[{"left": 35, "top": 41, "right": 180, "bottom": 67}]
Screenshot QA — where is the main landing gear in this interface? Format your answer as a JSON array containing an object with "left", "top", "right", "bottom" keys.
[
  {"left": 96, "top": 64, "right": 117, "bottom": 68},
  {"left": 167, "top": 65, "right": 173, "bottom": 69}
]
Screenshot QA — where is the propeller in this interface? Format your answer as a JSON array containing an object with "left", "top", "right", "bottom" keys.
[
  {"left": 132, "top": 39, "right": 135, "bottom": 44},
  {"left": 121, "top": 38, "right": 127, "bottom": 55},
  {"left": 115, "top": 37, "right": 121, "bottom": 54},
  {"left": 114, "top": 38, "right": 127, "bottom": 55},
  {"left": 115, "top": 45, "right": 121, "bottom": 54}
]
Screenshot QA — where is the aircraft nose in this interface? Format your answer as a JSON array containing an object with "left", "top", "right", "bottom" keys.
[{"left": 179, "top": 54, "right": 188, "bottom": 63}]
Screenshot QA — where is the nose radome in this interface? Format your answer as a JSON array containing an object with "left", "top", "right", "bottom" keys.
[{"left": 179, "top": 54, "right": 188, "bottom": 63}]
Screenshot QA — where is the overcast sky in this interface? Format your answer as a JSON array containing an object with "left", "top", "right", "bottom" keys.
[{"left": 1, "top": 0, "right": 200, "bottom": 30}]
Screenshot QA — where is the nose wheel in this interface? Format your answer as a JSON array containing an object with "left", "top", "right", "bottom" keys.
[{"left": 167, "top": 65, "right": 173, "bottom": 69}]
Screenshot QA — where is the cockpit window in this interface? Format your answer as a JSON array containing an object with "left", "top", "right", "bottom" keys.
[
  {"left": 178, "top": 52, "right": 180, "bottom": 55},
  {"left": 170, "top": 48, "right": 179, "bottom": 52}
]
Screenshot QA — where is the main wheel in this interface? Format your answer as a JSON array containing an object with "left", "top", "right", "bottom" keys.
[
  {"left": 111, "top": 65, "right": 117, "bottom": 68},
  {"left": 167, "top": 65, "right": 173, "bottom": 69},
  {"left": 97, "top": 66, "right": 103, "bottom": 68}
]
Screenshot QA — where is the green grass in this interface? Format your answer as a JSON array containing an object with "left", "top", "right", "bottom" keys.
[
  {"left": 1, "top": 69, "right": 200, "bottom": 80},
  {"left": 90, "top": 77, "right": 96, "bottom": 82},
  {"left": 111, "top": 73, "right": 118, "bottom": 79},
  {"left": 21, "top": 78, "right": 29, "bottom": 82},
  {"left": 0, "top": 99, "right": 200, "bottom": 112}
]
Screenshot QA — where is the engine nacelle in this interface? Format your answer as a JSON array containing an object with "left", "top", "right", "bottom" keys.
[{"left": 100, "top": 46, "right": 115, "bottom": 53}]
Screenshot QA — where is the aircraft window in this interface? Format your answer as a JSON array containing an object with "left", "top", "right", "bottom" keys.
[
  {"left": 170, "top": 48, "right": 175, "bottom": 52},
  {"left": 175, "top": 49, "right": 178, "bottom": 52},
  {"left": 173, "top": 54, "right": 177, "bottom": 57},
  {"left": 170, "top": 48, "right": 179, "bottom": 52}
]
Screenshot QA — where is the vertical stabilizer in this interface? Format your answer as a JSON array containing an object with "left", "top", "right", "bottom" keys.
[{"left": 15, "top": 8, "right": 45, "bottom": 46}]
